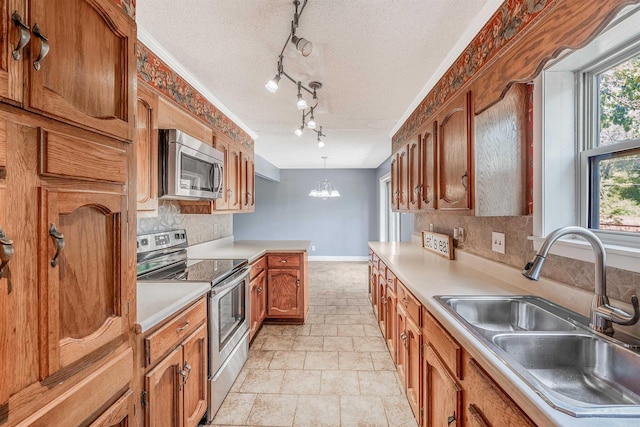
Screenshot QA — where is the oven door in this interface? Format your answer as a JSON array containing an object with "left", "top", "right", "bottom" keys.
[{"left": 208, "top": 267, "right": 250, "bottom": 375}]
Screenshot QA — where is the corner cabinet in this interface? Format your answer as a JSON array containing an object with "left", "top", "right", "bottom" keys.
[{"left": 265, "top": 252, "right": 309, "bottom": 322}]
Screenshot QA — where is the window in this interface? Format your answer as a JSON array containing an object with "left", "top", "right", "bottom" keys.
[
  {"left": 534, "top": 6, "right": 640, "bottom": 271},
  {"left": 581, "top": 54, "right": 640, "bottom": 235}
]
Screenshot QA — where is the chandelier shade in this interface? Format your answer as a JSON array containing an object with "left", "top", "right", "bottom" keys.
[{"left": 309, "top": 156, "right": 340, "bottom": 200}]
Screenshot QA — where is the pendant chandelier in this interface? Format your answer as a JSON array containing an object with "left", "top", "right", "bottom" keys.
[{"left": 309, "top": 157, "right": 340, "bottom": 199}]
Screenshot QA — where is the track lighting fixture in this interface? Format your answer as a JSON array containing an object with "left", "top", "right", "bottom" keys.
[{"left": 264, "top": 0, "right": 329, "bottom": 148}]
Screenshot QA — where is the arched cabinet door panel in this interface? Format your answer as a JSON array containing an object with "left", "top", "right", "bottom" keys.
[
  {"left": 26, "top": 0, "right": 135, "bottom": 141},
  {"left": 39, "top": 188, "right": 128, "bottom": 378}
]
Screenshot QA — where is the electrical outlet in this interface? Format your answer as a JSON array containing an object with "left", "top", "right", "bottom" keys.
[
  {"left": 429, "top": 223, "right": 434, "bottom": 232},
  {"left": 311, "top": 245, "right": 316, "bottom": 251},
  {"left": 492, "top": 232, "right": 505, "bottom": 254}
]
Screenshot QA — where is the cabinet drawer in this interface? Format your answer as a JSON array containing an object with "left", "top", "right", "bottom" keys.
[
  {"left": 378, "top": 260, "right": 387, "bottom": 278},
  {"left": 39, "top": 128, "right": 127, "bottom": 183},
  {"left": 423, "top": 309, "right": 461, "bottom": 379},
  {"left": 385, "top": 268, "right": 397, "bottom": 293},
  {"left": 396, "top": 282, "right": 421, "bottom": 326},
  {"left": 145, "top": 299, "right": 207, "bottom": 367},
  {"left": 465, "top": 358, "right": 534, "bottom": 426},
  {"left": 372, "top": 253, "right": 380, "bottom": 269},
  {"left": 267, "top": 253, "right": 301, "bottom": 268},
  {"left": 250, "top": 256, "right": 267, "bottom": 280}
]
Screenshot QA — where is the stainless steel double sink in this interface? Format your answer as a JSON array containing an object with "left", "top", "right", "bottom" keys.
[{"left": 436, "top": 296, "right": 640, "bottom": 417}]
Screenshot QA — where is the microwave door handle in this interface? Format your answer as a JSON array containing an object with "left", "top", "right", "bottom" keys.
[{"left": 215, "top": 163, "right": 223, "bottom": 194}]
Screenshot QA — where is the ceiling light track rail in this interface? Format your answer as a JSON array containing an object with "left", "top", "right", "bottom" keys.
[{"left": 265, "top": 0, "right": 328, "bottom": 147}]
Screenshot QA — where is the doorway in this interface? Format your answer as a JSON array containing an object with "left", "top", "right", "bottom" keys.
[{"left": 380, "top": 174, "right": 400, "bottom": 241}]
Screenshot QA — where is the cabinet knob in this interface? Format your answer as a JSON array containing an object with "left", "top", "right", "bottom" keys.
[
  {"left": 0, "top": 228, "right": 14, "bottom": 279},
  {"left": 32, "top": 24, "right": 49, "bottom": 71},
  {"left": 48, "top": 223, "right": 64, "bottom": 268},
  {"left": 11, "top": 11, "right": 31, "bottom": 60}
]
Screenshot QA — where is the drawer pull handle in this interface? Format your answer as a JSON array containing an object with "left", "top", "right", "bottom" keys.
[
  {"left": 32, "top": 24, "right": 49, "bottom": 71},
  {"left": 11, "top": 11, "right": 31, "bottom": 60},
  {"left": 387, "top": 278, "right": 393, "bottom": 283},
  {"left": 176, "top": 321, "right": 190, "bottom": 332},
  {"left": 182, "top": 361, "right": 192, "bottom": 384},
  {"left": 280, "top": 259, "right": 287, "bottom": 263},
  {"left": 257, "top": 286, "right": 263, "bottom": 293},
  {"left": 402, "top": 297, "right": 409, "bottom": 307},
  {"left": 0, "top": 228, "right": 14, "bottom": 278},
  {"left": 49, "top": 223, "right": 64, "bottom": 267}
]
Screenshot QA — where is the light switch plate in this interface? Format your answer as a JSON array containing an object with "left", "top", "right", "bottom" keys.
[{"left": 492, "top": 232, "right": 505, "bottom": 254}]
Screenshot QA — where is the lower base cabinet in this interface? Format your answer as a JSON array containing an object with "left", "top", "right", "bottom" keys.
[
  {"left": 140, "top": 299, "right": 208, "bottom": 427},
  {"left": 369, "top": 249, "right": 535, "bottom": 427}
]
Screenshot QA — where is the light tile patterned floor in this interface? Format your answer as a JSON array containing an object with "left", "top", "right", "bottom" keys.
[{"left": 207, "top": 261, "right": 418, "bottom": 427}]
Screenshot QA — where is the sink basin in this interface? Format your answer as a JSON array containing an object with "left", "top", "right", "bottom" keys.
[
  {"left": 494, "top": 333, "right": 640, "bottom": 407},
  {"left": 435, "top": 295, "right": 640, "bottom": 417},
  {"left": 443, "top": 296, "right": 578, "bottom": 333}
]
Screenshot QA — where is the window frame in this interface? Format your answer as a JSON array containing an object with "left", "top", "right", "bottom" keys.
[{"left": 533, "top": 6, "right": 640, "bottom": 271}]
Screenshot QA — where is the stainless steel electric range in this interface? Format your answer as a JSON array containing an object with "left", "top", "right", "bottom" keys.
[{"left": 136, "top": 229, "right": 250, "bottom": 423}]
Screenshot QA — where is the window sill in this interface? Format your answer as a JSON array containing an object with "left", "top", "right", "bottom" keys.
[{"left": 529, "top": 235, "right": 640, "bottom": 273}]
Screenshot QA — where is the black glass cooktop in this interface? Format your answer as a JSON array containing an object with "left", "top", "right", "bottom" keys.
[{"left": 138, "top": 259, "right": 247, "bottom": 284}]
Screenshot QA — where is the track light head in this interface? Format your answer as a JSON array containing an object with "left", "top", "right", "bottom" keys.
[
  {"left": 318, "top": 139, "right": 325, "bottom": 148},
  {"left": 291, "top": 35, "right": 313, "bottom": 57},
  {"left": 265, "top": 74, "right": 281, "bottom": 93},
  {"left": 294, "top": 126, "right": 304, "bottom": 137}
]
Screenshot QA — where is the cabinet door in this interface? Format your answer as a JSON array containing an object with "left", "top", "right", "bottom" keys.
[
  {"left": 145, "top": 346, "right": 183, "bottom": 427},
  {"left": 408, "top": 138, "right": 421, "bottom": 210},
  {"left": 0, "top": 186, "right": 7, "bottom": 405},
  {"left": 421, "top": 122, "right": 437, "bottom": 210},
  {"left": 371, "top": 265, "right": 378, "bottom": 318},
  {"left": 267, "top": 268, "right": 302, "bottom": 318},
  {"left": 390, "top": 155, "right": 399, "bottom": 210},
  {"left": 438, "top": 91, "right": 473, "bottom": 211},
  {"left": 213, "top": 138, "right": 229, "bottom": 210},
  {"left": 256, "top": 271, "right": 267, "bottom": 326},
  {"left": 0, "top": 0, "right": 25, "bottom": 103},
  {"left": 377, "top": 272, "right": 386, "bottom": 338},
  {"left": 27, "top": 0, "right": 135, "bottom": 141},
  {"left": 39, "top": 188, "right": 129, "bottom": 377},
  {"left": 406, "top": 316, "right": 423, "bottom": 421},
  {"left": 424, "top": 345, "right": 461, "bottom": 427},
  {"left": 183, "top": 324, "right": 207, "bottom": 427},
  {"left": 385, "top": 285, "right": 397, "bottom": 363},
  {"left": 247, "top": 154, "right": 255, "bottom": 210},
  {"left": 136, "top": 84, "right": 158, "bottom": 213},
  {"left": 249, "top": 278, "right": 260, "bottom": 340},
  {"left": 228, "top": 146, "right": 240, "bottom": 210},
  {"left": 398, "top": 146, "right": 409, "bottom": 210},
  {"left": 239, "top": 149, "right": 248, "bottom": 210},
  {"left": 396, "top": 303, "right": 408, "bottom": 387}
]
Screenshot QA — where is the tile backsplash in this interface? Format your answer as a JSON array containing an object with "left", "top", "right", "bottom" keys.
[
  {"left": 137, "top": 201, "right": 232, "bottom": 245},
  {"left": 414, "top": 213, "right": 640, "bottom": 301}
]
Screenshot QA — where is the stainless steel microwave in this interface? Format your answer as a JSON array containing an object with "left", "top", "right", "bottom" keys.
[{"left": 158, "top": 129, "right": 224, "bottom": 200}]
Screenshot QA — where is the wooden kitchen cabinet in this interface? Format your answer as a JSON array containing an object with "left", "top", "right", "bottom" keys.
[
  {"left": 89, "top": 389, "right": 133, "bottom": 427},
  {"left": 0, "top": 0, "right": 25, "bottom": 104},
  {"left": 464, "top": 357, "right": 534, "bottom": 427},
  {"left": 25, "top": 0, "right": 136, "bottom": 141},
  {"left": 377, "top": 262, "right": 387, "bottom": 338},
  {"left": 136, "top": 84, "right": 159, "bottom": 214},
  {"left": 266, "top": 252, "right": 308, "bottom": 322},
  {"left": 420, "top": 121, "right": 437, "bottom": 210},
  {"left": 408, "top": 136, "right": 421, "bottom": 210},
  {"left": 384, "top": 272, "right": 397, "bottom": 363},
  {"left": 228, "top": 145, "right": 241, "bottom": 210},
  {"left": 423, "top": 345, "right": 462, "bottom": 427},
  {"left": 250, "top": 268, "right": 267, "bottom": 341},
  {"left": 143, "top": 301, "right": 208, "bottom": 427},
  {"left": 213, "top": 137, "right": 230, "bottom": 210},
  {"left": 437, "top": 91, "right": 473, "bottom": 211},
  {"left": 390, "top": 144, "right": 409, "bottom": 210}
]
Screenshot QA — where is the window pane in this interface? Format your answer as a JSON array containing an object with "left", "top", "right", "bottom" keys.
[
  {"left": 598, "top": 55, "right": 640, "bottom": 146},
  {"left": 590, "top": 150, "right": 640, "bottom": 232}
]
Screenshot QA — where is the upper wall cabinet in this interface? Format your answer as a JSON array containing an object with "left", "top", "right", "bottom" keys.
[
  {"left": 420, "top": 121, "right": 437, "bottom": 211},
  {"left": 437, "top": 90, "right": 473, "bottom": 211},
  {"left": 1, "top": 0, "right": 136, "bottom": 141},
  {"left": 136, "top": 84, "right": 159, "bottom": 214}
]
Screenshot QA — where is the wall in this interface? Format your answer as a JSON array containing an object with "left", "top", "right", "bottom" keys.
[
  {"left": 137, "top": 201, "right": 233, "bottom": 245},
  {"left": 233, "top": 169, "right": 378, "bottom": 258},
  {"left": 375, "top": 156, "right": 414, "bottom": 242}
]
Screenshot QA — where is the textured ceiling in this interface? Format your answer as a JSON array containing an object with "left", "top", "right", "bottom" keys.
[{"left": 137, "top": 0, "right": 502, "bottom": 169}]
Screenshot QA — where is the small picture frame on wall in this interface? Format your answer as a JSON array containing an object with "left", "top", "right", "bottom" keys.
[{"left": 421, "top": 231, "right": 454, "bottom": 260}]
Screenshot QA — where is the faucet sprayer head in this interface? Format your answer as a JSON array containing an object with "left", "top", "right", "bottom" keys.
[{"left": 522, "top": 255, "right": 545, "bottom": 281}]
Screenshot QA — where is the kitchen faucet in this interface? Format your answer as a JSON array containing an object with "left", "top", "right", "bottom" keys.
[{"left": 522, "top": 226, "right": 639, "bottom": 336}]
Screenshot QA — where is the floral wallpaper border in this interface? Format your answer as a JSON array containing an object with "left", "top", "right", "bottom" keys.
[
  {"left": 111, "top": 0, "right": 135, "bottom": 19},
  {"left": 136, "top": 42, "right": 254, "bottom": 150},
  {"left": 393, "top": 0, "right": 554, "bottom": 146}
]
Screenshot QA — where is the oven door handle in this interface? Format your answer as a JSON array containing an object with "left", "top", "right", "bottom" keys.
[{"left": 210, "top": 266, "right": 250, "bottom": 296}]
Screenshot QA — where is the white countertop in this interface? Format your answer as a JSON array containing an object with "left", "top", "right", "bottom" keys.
[
  {"left": 136, "top": 282, "right": 211, "bottom": 333},
  {"left": 187, "top": 239, "right": 311, "bottom": 262},
  {"left": 136, "top": 239, "right": 310, "bottom": 333},
  {"left": 369, "top": 241, "right": 640, "bottom": 427}
]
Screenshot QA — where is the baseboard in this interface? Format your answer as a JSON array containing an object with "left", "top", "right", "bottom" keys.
[{"left": 308, "top": 256, "right": 369, "bottom": 262}]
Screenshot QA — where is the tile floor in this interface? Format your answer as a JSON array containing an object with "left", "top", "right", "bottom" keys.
[{"left": 207, "top": 261, "right": 418, "bottom": 427}]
